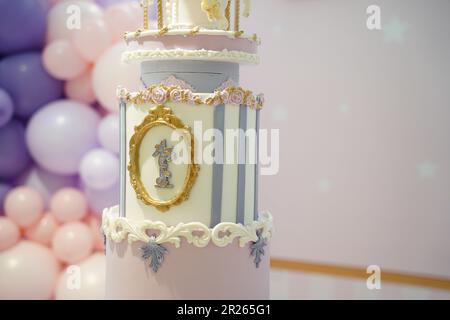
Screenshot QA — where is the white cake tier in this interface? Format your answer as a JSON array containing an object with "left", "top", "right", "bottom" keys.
[
  {"left": 119, "top": 85, "right": 263, "bottom": 227},
  {"left": 103, "top": 206, "right": 271, "bottom": 299}
]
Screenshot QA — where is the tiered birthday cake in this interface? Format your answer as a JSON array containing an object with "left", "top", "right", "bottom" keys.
[{"left": 102, "top": 0, "right": 272, "bottom": 299}]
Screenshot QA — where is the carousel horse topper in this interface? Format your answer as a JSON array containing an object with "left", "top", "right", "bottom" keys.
[{"left": 201, "top": 0, "right": 251, "bottom": 30}]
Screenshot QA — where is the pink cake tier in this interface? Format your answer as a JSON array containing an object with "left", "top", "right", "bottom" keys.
[
  {"left": 103, "top": 207, "right": 272, "bottom": 299},
  {"left": 123, "top": 32, "right": 259, "bottom": 64}
]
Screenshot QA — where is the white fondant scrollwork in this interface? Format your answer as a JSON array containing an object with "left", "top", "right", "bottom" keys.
[
  {"left": 102, "top": 206, "right": 272, "bottom": 248},
  {"left": 122, "top": 48, "right": 259, "bottom": 65},
  {"left": 211, "top": 212, "right": 273, "bottom": 248}
]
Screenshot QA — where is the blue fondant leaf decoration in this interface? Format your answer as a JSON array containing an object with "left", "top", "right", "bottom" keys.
[
  {"left": 141, "top": 237, "right": 168, "bottom": 273},
  {"left": 250, "top": 229, "right": 267, "bottom": 268}
]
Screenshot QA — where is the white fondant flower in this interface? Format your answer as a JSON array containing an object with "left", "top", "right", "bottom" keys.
[
  {"left": 151, "top": 87, "right": 167, "bottom": 104},
  {"left": 170, "top": 89, "right": 183, "bottom": 102},
  {"left": 229, "top": 89, "right": 245, "bottom": 105},
  {"left": 220, "top": 90, "right": 230, "bottom": 104},
  {"left": 188, "top": 91, "right": 200, "bottom": 104},
  {"left": 116, "top": 86, "right": 128, "bottom": 99},
  {"left": 246, "top": 94, "right": 256, "bottom": 109},
  {"left": 142, "top": 89, "right": 152, "bottom": 102}
]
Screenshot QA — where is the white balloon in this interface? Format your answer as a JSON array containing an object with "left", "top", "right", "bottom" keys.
[
  {"left": 97, "top": 113, "right": 120, "bottom": 154},
  {"left": 92, "top": 42, "right": 141, "bottom": 113},
  {"left": 55, "top": 253, "right": 105, "bottom": 300},
  {"left": 26, "top": 100, "right": 100, "bottom": 176},
  {"left": 47, "top": 1, "right": 103, "bottom": 43},
  {"left": 79, "top": 148, "right": 120, "bottom": 190}
]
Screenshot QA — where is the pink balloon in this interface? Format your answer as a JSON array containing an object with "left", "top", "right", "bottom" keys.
[
  {"left": 92, "top": 42, "right": 141, "bottom": 112},
  {"left": 43, "top": 40, "right": 89, "bottom": 80},
  {"left": 15, "top": 166, "right": 78, "bottom": 206},
  {"left": 105, "top": 2, "right": 141, "bottom": 43},
  {"left": 55, "top": 253, "right": 105, "bottom": 300},
  {"left": 87, "top": 215, "right": 104, "bottom": 252},
  {"left": 74, "top": 18, "right": 112, "bottom": 62},
  {"left": 47, "top": 1, "right": 103, "bottom": 43},
  {"left": 52, "top": 222, "right": 94, "bottom": 264},
  {"left": 0, "top": 241, "right": 60, "bottom": 299},
  {"left": 50, "top": 188, "right": 88, "bottom": 223},
  {"left": 79, "top": 149, "right": 120, "bottom": 190},
  {"left": 64, "top": 68, "right": 97, "bottom": 104},
  {"left": 5, "top": 187, "right": 44, "bottom": 228},
  {"left": 0, "top": 217, "right": 20, "bottom": 251},
  {"left": 25, "top": 213, "right": 59, "bottom": 246}
]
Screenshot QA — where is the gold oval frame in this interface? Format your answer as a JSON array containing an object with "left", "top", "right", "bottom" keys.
[{"left": 128, "top": 105, "right": 200, "bottom": 212}]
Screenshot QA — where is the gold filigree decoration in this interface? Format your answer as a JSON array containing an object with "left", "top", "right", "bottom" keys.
[
  {"left": 158, "top": 26, "right": 169, "bottom": 36},
  {"left": 102, "top": 206, "right": 273, "bottom": 248},
  {"left": 117, "top": 85, "right": 264, "bottom": 110},
  {"left": 157, "top": 0, "right": 164, "bottom": 29},
  {"left": 234, "top": 0, "right": 240, "bottom": 32},
  {"left": 225, "top": 1, "right": 231, "bottom": 31},
  {"left": 140, "top": 0, "right": 149, "bottom": 30},
  {"left": 128, "top": 105, "right": 200, "bottom": 212},
  {"left": 189, "top": 26, "right": 201, "bottom": 35}
]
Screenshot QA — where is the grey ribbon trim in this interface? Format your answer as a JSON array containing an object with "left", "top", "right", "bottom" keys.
[
  {"left": 254, "top": 109, "right": 260, "bottom": 221},
  {"left": 210, "top": 104, "right": 225, "bottom": 227},
  {"left": 120, "top": 100, "right": 127, "bottom": 218},
  {"left": 236, "top": 105, "right": 248, "bottom": 224}
]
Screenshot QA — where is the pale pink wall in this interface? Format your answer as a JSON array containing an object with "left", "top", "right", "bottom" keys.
[
  {"left": 271, "top": 270, "right": 450, "bottom": 300},
  {"left": 241, "top": 0, "right": 450, "bottom": 278}
]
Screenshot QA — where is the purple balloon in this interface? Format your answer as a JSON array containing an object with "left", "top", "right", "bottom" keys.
[
  {"left": 26, "top": 100, "right": 100, "bottom": 176},
  {"left": 0, "top": 52, "right": 63, "bottom": 119},
  {"left": 0, "top": 120, "right": 32, "bottom": 179},
  {"left": 0, "top": 0, "right": 49, "bottom": 54},
  {"left": 0, "top": 182, "right": 12, "bottom": 215},
  {"left": 83, "top": 180, "right": 119, "bottom": 215},
  {"left": 0, "top": 88, "right": 13, "bottom": 127}
]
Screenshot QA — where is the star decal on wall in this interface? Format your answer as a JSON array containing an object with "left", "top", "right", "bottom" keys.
[
  {"left": 417, "top": 162, "right": 437, "bottom": 179},
  {"left": 383, "top": 16, "right": 409, "bottom": 44}
]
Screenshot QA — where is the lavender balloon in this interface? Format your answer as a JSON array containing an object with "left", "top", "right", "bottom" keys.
[
  {"left": 0, "top": 52, "right": 63, "bottom": 119},
  {"left": 95, "top": 0, "right": 138, "bottom": 7},
  {"left": 83, "top": 180, "right": 119, "bottom": 215},
  {"left": 26, "top": 100, "right": 100, "bottom": 176},
  {"left": 0, "top": 183, "right": 12, "bottom": 215},
  {"left": 97, "top": 114, "right": 120, "bottom": 154},
  {"left": 0, "top": 88, "right": 13, "bottom": 128},
  {"left": 0, "top": 120, "right": 32, "bottom": 179},
  {"left": 0, "top": 0, "right": 49, "bottom": 54},
  {"left": 79, "top": 148, "right": 120, "bottom": 190}
]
